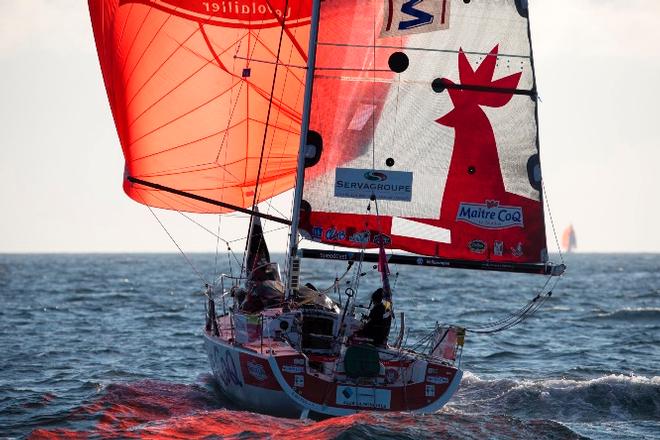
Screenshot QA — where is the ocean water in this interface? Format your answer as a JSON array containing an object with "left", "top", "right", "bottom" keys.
[{"left": 0, "top": 253, "right": 658, "bottom": 439}]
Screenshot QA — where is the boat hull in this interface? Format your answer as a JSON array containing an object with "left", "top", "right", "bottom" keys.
[
  {"left": 203, "top": 333, "right": 304, "bottom": 417},
  {"left": 203, "top": 332, "right": 463, "bottom": 418}
]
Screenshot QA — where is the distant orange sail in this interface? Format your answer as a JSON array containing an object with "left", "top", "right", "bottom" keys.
[
  {"left": 88, "top": 0, "right": 311, "bottom": 213},
  {"left": 562, "top": 225, "right": 577, "bottom": 252}
]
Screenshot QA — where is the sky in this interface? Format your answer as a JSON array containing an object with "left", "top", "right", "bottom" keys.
[{"left": 0, "top": 0, "right": 659, "bottom": 253}]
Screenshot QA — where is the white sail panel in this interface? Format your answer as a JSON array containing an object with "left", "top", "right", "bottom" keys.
[{"left": 301, "top": 0, "right": 548, "bottom": 264}]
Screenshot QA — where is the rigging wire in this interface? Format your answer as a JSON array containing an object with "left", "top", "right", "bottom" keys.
[
  {"left": 243, "top": 0, "right": 291, "bottom": 272},
  {"left": 137, "top": 191, "right": 209, "bottom": 286},
  {"left": 149, "top": 191, "right": 243, "bottom": 269},
  {"left": 214, "top": 214, "right": 222, "bottom": 279},
  {"left": 542, "top": 178, "right": 565, "bottom": 265},
  {"left": 464, "top": 275, "right": 561, "bottom": 334},
  {"left": 226, "top": 225, "right": 289, "bottom": 244}
]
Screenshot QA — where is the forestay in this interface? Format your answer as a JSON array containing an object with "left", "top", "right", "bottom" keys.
[{"left": 299, "top": 0, "right": 548, "bottom": 265}]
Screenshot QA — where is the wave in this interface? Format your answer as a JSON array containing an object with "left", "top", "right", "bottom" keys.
[
  {"left": 27, "top": 387, "right": 586, "bottom": 440},
  {"left": 22, "top": 374, "right": 657, "bottom": 439},
  {"left": 451, "top": 372, "right": 660, "bottom": 422},
  {"left": 482, "top": 350, "right": 524, "bottom": 360},
  {"left": 592, "top": 307, "right": 660, "bottom": 321}
]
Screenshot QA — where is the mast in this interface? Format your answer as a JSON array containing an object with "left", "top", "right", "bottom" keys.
[{"left": 285, "top": 0, "right": 322, "bottom": 299}]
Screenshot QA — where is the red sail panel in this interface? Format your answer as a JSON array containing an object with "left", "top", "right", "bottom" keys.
[
  {"left": 89, "top": 0, "right": 311, "bottom": 213},
  {"left": 300, "top": 0, "right": 548, "bottom": 264}
]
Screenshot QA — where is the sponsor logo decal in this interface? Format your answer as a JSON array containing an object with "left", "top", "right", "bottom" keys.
[
  {"left": 381, "top": 0, "right": 451, "bottom": 37},
  {"left": 416, "top": 257, "right": 449, "bottom": 267},
  {"left": 511, "top": 242, "right": 524, "bottom": 257},
  {"left": 372, "top": 233, "right": 392, "bottom": 246},
  {"left": 319, "top": 252, "right": 349, "bottom": 260},
  {"left": 425, "top": 384, "right": 435, "bottom": 397},
  {"left": 325, "top": 227, "right": 346, "bottom": 241},
  {"left": 336, "top": 386, "right": 391, "bottom": 409},
  {"left": 311, "top": 226, "right": 323, "bottom": 241},
  {"left": 120, "top": 0, "right": 312, "bottom": 29},
  {"left": 385, "top": 368, "right": 399, "bottom": 384},
  {"left": 364, "top": 171, "right": 388, "bottom": 181},
  {"left": 335, "top": 168, "right": 413, "bottom": 202},
  {"left": 427, "top": 375, "right": 449, "bottom": 385},
  {"left": 349, "top": 231, "right": 371, "bottom": 244},
  {"left": 293, "top": 358, "right": 305, "bottom": 366},
  {"left": 456, "top": 200, "right": 524, "bottom": 230},
  {"left": 494, "top": 240, "right": 504, "bottom": 256},
  {"left": 282, "top": 364, "right": 304, "bottom": 374},
  {"left": 468, "top": 240, "right": 487, "bottom": 254},
  {"left": 342, "top": 387, "right": 353, "bottom": 399},
  {"left": 247, "top": 360, "right": 268, "bottom": 382},
  {"left": 211, "top": 350, "right": 242, "bottom": 387},
  {"left": 294, "top": 375, "right": 304, "bottom": 387}
]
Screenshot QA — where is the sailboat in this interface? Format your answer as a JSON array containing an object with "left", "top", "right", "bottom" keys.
[
  {"left": 89, "top": 0, "right": 565, "bottom": 417},
  {"left": 562, "top": 225, "right": 577, "bottom": 253}
]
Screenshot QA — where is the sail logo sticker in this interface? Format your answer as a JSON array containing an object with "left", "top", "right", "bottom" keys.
[
  {"left": 311, "top": 226, "right": 323, "bottom": 241},
  {"left": 325, "top": 227, "right": 346, "bottom": 242},
  {"left": 468, "top": 240, "right": 486, "bottom": 254},
  {"left": 119, "top": 0, "right": 312, "bottom": 29},
  {"left": 373, "top": 233, "right": 392, "bottom": 246},
  {"left": 364, "top": 171, "right": 388, "bottom": 181},
  {"left": 335, "top": 168, "right": 413, "bottom": 202},
  {"left": 381, "top": 0, "right": 450, "bottom": 38},
  {"left": 494, "top": 240, "right": 504, "bottom": 256},
  {"left": 350, "top": 231, "right": 371, "bottom": 244},
  {"left": 511, "top": 242, "right": 524, "bottom": 257},
  {"left": 456, "top": 201, "right": 524, "bottom": 229}
]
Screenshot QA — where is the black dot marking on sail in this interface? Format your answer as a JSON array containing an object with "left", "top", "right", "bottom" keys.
[
  {"left": 386, "top": 157, "right": 395, "bottom": 167},
  {"left": 388, "top": 52, "right": 409, "bottom": 73},
  {"left": 467, "top": 166, "right": 476, "bottom": 175},
  {"left": 463, "top": 0, "right": 471, "bottom": 4},
  {"left": 514, "top": 0, "right": 529, "bottom": 18},
  {"left": 432, "top": 78, "right": 446, "bottom": 93},
  {"left": 526, "top": 153, "right": 541, "bottom": 191}
]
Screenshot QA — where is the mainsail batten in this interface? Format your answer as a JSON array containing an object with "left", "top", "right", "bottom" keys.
[{"left": 299, "top": 0, "right": 548, "bottom": 265}]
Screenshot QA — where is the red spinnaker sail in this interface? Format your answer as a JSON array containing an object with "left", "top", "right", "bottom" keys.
[
  {"left": 89, "top": 0, "right": 311, "bottom": 213},
  {"left": 300, "top": 0, "right": 548, "bottom": 264}
]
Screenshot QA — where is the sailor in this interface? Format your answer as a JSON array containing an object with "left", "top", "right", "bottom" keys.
[
  {"left": 358, "top": 288, "right": 392, "bottom": 346},
  {"left": 240, "top": 260, "right": 285, "bottom": 313}
]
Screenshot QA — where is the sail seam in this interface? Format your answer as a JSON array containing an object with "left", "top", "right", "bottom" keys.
[{"left": 318, "top": 42, "right": 532, "bottom": 59}]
